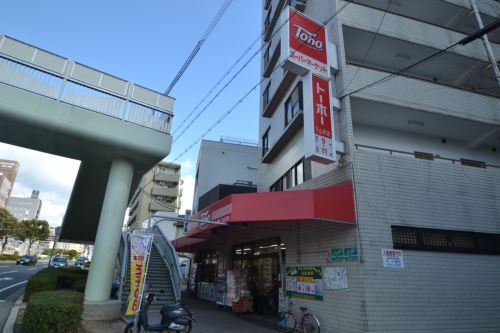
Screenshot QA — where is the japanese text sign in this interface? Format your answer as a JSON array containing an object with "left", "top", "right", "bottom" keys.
[{"left": 285, "top": 266, "right": 323, "bottom": 301}]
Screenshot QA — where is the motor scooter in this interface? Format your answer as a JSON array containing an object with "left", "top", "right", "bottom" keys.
[{"left": 124, "top": 291, "right": 193, "bottom": 333}]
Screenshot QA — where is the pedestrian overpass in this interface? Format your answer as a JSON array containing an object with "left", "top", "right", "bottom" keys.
[{"left": 0, "top": 35, "right": 174, "bottom": 315}]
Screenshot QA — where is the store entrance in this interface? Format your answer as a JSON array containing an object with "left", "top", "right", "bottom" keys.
[{"left": 231, "top": 238, "right": 285, "bottom": 314}]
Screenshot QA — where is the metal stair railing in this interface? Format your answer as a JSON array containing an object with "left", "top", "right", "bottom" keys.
[{"left": 152, "top": 225, "right": 182, "bottom": 302}]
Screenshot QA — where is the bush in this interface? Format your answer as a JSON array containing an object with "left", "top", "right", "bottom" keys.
[
  {"left": 24, "top": 267, "right": 89, "bottom": 301},
  {"left": 0, "top": 254, "right": 19, "bottom": 260},
  {"left": 23, "top": 290, "right": 83, "bottom": 333}
]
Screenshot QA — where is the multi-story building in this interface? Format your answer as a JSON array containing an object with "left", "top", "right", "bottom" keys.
[
  {"left": 0, "top": 159, "right": 20, "bottom": 197},
  {"left": 0, "top": 174, "right": 11, "bottom": 208},
  {"left": 7, "top": 191, "right": 42, "bottom": 221},
  {"left": 127, "top": 161, "right": 182, "bottom": 227},
  {"left": 173, "top": 0, "right": 500, "bottom": 331},
  {"left": 192, "top": 138, "right": 259, "bottom": 213}
]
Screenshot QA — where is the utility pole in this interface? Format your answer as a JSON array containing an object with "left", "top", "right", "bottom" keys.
[{"left": 470, "top": 0, "right": 500, "bottom": 86}]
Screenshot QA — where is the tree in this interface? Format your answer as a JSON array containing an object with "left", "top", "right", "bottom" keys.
[
  {"left": 0, "top": 208, "right": 17, "bottom": 254},
  {"left": 15, "top": 219, "right": 50, "bottom": 255},
  {"left": 65, "top": 249, "right": 79, "bottom": 260}
]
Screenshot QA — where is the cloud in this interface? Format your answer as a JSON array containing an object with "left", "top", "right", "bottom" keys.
[
  {"left": 0, "top": 142, "right": 79, "bottom": 227},
  {"left": 180, "top": 174, "right": 195, "bottom": 215},
  {"left": 180, "top": 158, "right": 193, "bottom": 173}
]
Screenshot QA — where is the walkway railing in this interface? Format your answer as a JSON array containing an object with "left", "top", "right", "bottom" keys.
[
  {"left": 354, "top": 144, "right": 500, "bottom": 169},
  {"left": 0, "top": 35, "right": 173, "bottom": 134}
]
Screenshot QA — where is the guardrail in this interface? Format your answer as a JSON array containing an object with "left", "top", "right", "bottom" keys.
[
  {"left": 0, "top": 35, "right": 174, "bottom": 134},
  {"left": 153, "top": 226, "right": 182, "bottom": 302},
  {"left": 354, "top": 144, "right": 500, "bottom": 169}
]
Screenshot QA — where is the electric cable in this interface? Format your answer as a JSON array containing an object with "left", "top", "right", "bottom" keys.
[
  {"left": 340, "top": 17, "right": 500, "bottom": 100},
  {"left": 340, "top": 0, "right": 393, "bottom": 96},
  {"left": 169, "top": 1, "right": 354, "bottom": 162},
  {"left": 164, "top": 0, "right": 233, "bottom": 96}
]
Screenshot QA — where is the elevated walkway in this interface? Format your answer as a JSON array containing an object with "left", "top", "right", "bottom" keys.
[{"left": 0, "top": 35, "right": 174, "bottom": 243}]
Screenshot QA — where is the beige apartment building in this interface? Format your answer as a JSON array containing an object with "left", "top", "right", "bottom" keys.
[
  {"left": 127, "top": 161, "right": 182, "bottom": 228},
  {"left": 0, "top": 159, "right": 20, "bottom": 207}
]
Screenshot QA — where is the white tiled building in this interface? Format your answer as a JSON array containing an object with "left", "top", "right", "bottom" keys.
[{"left": 257, "top": 0, "right": 500, "bottom": 332}]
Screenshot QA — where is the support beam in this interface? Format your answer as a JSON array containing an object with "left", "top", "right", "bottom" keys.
[{"left": 84, "top": 158, "right": 133, "bottom": 303}]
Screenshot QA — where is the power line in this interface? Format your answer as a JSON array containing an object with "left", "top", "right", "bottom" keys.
[
  {"left": 169, "top": 1, "right": 354, "bottom": 163},
  {"left": 172, "top": 6, "right": 306, "bottom": 143},
  {"left": 341, "top": 0, "right": 392, "bottom": 96},
  {"left": 339, "top": 17, "right": 500, "bottom": 100},
  {"left": 164, "top": 0, "right": 233, "bottom": 96}
]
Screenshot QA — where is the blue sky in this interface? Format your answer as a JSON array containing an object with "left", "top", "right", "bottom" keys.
[{"left": 0, "top": 0, "right": 262, "bottom": 224}]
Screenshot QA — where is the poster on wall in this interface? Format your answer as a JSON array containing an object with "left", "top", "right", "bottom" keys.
[
  {"left": 382, "top": 249, "right": 405, "bottom": 268},
  {"left": 285, "top": 266, "right": 323, "bottom": 301},
  {"left": 324, "top": 267, "right": 348, "bottom": 290}
]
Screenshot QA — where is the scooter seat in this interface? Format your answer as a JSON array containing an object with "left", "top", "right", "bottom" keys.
[{"left": 160, "top": 303, "right": 181, "bottom": 315}]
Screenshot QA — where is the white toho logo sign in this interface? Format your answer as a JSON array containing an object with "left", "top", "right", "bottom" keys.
[{"left": 293, "top": 24, "right": 324, "bottom": 51}]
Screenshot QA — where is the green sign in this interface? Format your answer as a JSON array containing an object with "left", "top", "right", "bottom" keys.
[
  {"left": 285, "top": 266, "right": 323, "bottom": 301},
  {"left": 331, "top": 248, "right": 344, "bottom": 261},
  {"left": 344, "top": 247, "right": 358, "bottom": 261}
]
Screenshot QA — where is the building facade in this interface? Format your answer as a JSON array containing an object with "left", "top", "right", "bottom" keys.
[
  {"left": 192, "top": 138, "right": 259, "bottom": 213},
  {"left": 174, "top": 0, "right": 500, "bottom": 332},
  {"left": 128, "top": 161, "right": 182, "bottom": 227},
  {"left": 0, "top": 174, "right": 11, "bottom": 208},
  {"left": 0, "top": 159, "right": 20, "bottom": 197},
  {"left": 7, "top": 195, "right": 42, "bottom": 221}
]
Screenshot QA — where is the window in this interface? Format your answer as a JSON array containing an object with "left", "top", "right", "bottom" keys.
[
  {"left": 285, "top": 82, "right": 303, "bottom": 126},
  {"left": 392, "top": 226, "right": 500, "bottom": 255},
  {"left": 157, "top": 166, "right": 176, "bottom": 174},
  {"left": 263, "top": 82, "right": 271, "bottom": 109},
  {"left": 264, "top": 42, "right": 271, "bottom": 69},
  {"left": 269, "top": 158, "right": 305, "bottom": 192},
  {"left": 154, "top": 180, "right": 177, "bottom": 188},
  {"left": 262, "top": 127, "right": 270, "bottom": 157},
  {"left": 264, "top": 7, "right": 272, "bottom": 33}
]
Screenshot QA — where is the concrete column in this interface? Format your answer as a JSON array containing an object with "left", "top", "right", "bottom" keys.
[{"left": 84, "top": 158, "right": 133, "bottom": 302}]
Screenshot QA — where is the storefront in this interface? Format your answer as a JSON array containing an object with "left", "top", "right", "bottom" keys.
[{"left": 173, "top": 182, "right": 356, "bottom": 314}]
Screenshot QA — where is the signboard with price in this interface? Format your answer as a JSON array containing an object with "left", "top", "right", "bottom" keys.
[{"left": 303, "top": 72, "right": 336, "bottom": 163}]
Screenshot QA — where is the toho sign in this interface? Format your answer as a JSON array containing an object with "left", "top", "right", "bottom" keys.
[
  {"left": 303, "top": 72, "right": 336, "bottom": 163},
  {"left": 281, "top": 7, "right": 337, "bottom": 77}
]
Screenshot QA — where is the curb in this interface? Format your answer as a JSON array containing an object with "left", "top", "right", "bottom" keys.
[{"left": 2, "top": 294, "right": 23, "bottom": 333}]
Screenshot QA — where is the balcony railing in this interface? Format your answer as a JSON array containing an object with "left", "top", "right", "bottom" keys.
[{"left": 0, "top": 35, "right": 174, "bottom": 134}]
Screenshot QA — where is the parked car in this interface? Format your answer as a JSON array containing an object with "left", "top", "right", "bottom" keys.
[
  {"left": 50, "top": 256, "right": 68, "bottom": 268},
  {"left": 16, "top": 255, "right": 37, "bottom": 265},
  {"left": 74, "top": 256, "right": 87, "bottom": 268}
]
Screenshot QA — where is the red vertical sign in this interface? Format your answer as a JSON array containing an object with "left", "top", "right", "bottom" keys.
[{"left": 311, "top": 74, "right": 334, "bottom": 159}]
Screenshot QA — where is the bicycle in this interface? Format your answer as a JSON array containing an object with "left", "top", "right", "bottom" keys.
[{"left": 274, "top": 297, "right": 320, "bottom": 333}]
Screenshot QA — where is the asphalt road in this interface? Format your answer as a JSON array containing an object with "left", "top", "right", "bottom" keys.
[{"left": 0, "top": 261, "right": 45, "bottom": 331}]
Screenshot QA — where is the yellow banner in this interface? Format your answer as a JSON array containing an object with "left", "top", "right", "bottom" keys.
[{"left": 126, "top": 234, "right": 151, "bottom": 316}]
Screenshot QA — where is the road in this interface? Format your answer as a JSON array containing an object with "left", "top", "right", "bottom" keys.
[{"left": 0, "top": 261, "right": 45, "bottom": 331}]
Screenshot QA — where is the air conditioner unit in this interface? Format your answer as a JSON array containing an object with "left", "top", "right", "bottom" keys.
[{"left": 290, "top": 0, "right": 307, "bottom": 12}]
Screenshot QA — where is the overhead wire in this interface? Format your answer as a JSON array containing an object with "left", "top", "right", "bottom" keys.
[
  {"left": 164, "top": 0, "right": 233, "bottom": 96},
  {"left": 169, "top": 1, "right": 354, "bottom": 163}
]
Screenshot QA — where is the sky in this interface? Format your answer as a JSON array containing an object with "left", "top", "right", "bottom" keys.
[{"left": 0, "top": 0, "right": 262, "bottom": 226}]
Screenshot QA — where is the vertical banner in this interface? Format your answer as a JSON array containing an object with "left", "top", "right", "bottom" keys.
[
  {"left": 303, "top": 72, "right": 336, "bottom": 163},
  {"left": 125, "top": 234, "right": 152, "bottom": 316}
]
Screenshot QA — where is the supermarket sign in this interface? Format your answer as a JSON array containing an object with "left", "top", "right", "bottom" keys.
[{"left": 280, "top": 7, "right": 338, "bottom": 78}]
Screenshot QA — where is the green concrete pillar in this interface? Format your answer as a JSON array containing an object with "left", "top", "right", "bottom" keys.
[{"left": 84, "top": 158, "right": 133, "bottom": 302}]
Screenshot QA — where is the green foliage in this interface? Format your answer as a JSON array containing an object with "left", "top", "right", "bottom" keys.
[
  {"left": 43, "top": 248, "right": 81, "bottom": 259},
  {"left": 0, "top": 253, "right": 19, "bottom": 260},
  {"left": 24, "top": 267, "right": 89, "bottom": 301},
  {"left": 66, "top": 249, "right": 79, "bottom": 260},
  {"left": 15, "top": 220, "right": 50, "bottom": 254},
  {"left": 0, "top": 208, "right": 17, "bottom": 253},
  {"left": 83, "top": 261, "right": 91, "bottom": 268},
  {"left": 23, "top": 290, "right": 83, "bottom": 333}
]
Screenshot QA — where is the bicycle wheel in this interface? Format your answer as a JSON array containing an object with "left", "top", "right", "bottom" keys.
[
  {"left": 274, "top": 311, "right": 297, "bottom": 333},
  {"left": 302, "top": 313, "right": 320, "bottom": 333}
]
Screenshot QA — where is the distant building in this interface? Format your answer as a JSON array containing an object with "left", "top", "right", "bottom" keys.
[
  {"left": 192, "top": 138, "right": 259, "bottom": 213},
  {"left": 0, "top": 174, "right": 11, "bottom": 208},
  {"left": 0, "top": 159, "right": 20, "bottom": 197},
  {"left": 7, "top": 195, "right": 42, "bottom": 221},
  {"left": 128, "top": 162, "right": 182, "bottom": 228}
]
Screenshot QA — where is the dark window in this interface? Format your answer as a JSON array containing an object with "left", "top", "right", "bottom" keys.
[
  {"left": 263, "top": 82, "right": 271, "bottom": 109},
  {"left": 264, "top": 7, "right": 272, "bottom": 32},
  {"left": 269, "top": 158, "right": 305, "bottom": 192},
  {"left": 264, "top": 42, "right": 271, "bottom": 69},
  {"left": 392, "top": 226, "right": 500, "bottom": 255},
  {"left": 262, "top": 127, "right": 270, "bottom": 157},
  {"left": 285, "top": 82, "right": 303, "bottom": 126}
]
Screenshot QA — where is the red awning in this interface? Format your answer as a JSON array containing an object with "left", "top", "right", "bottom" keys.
[{"left": 172, "top": 182, "right": 355, "bottom": 251}]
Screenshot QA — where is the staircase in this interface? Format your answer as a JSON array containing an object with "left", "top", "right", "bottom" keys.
[{"left": 119, "top": 225, "right": 181, "bottom": 312}]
